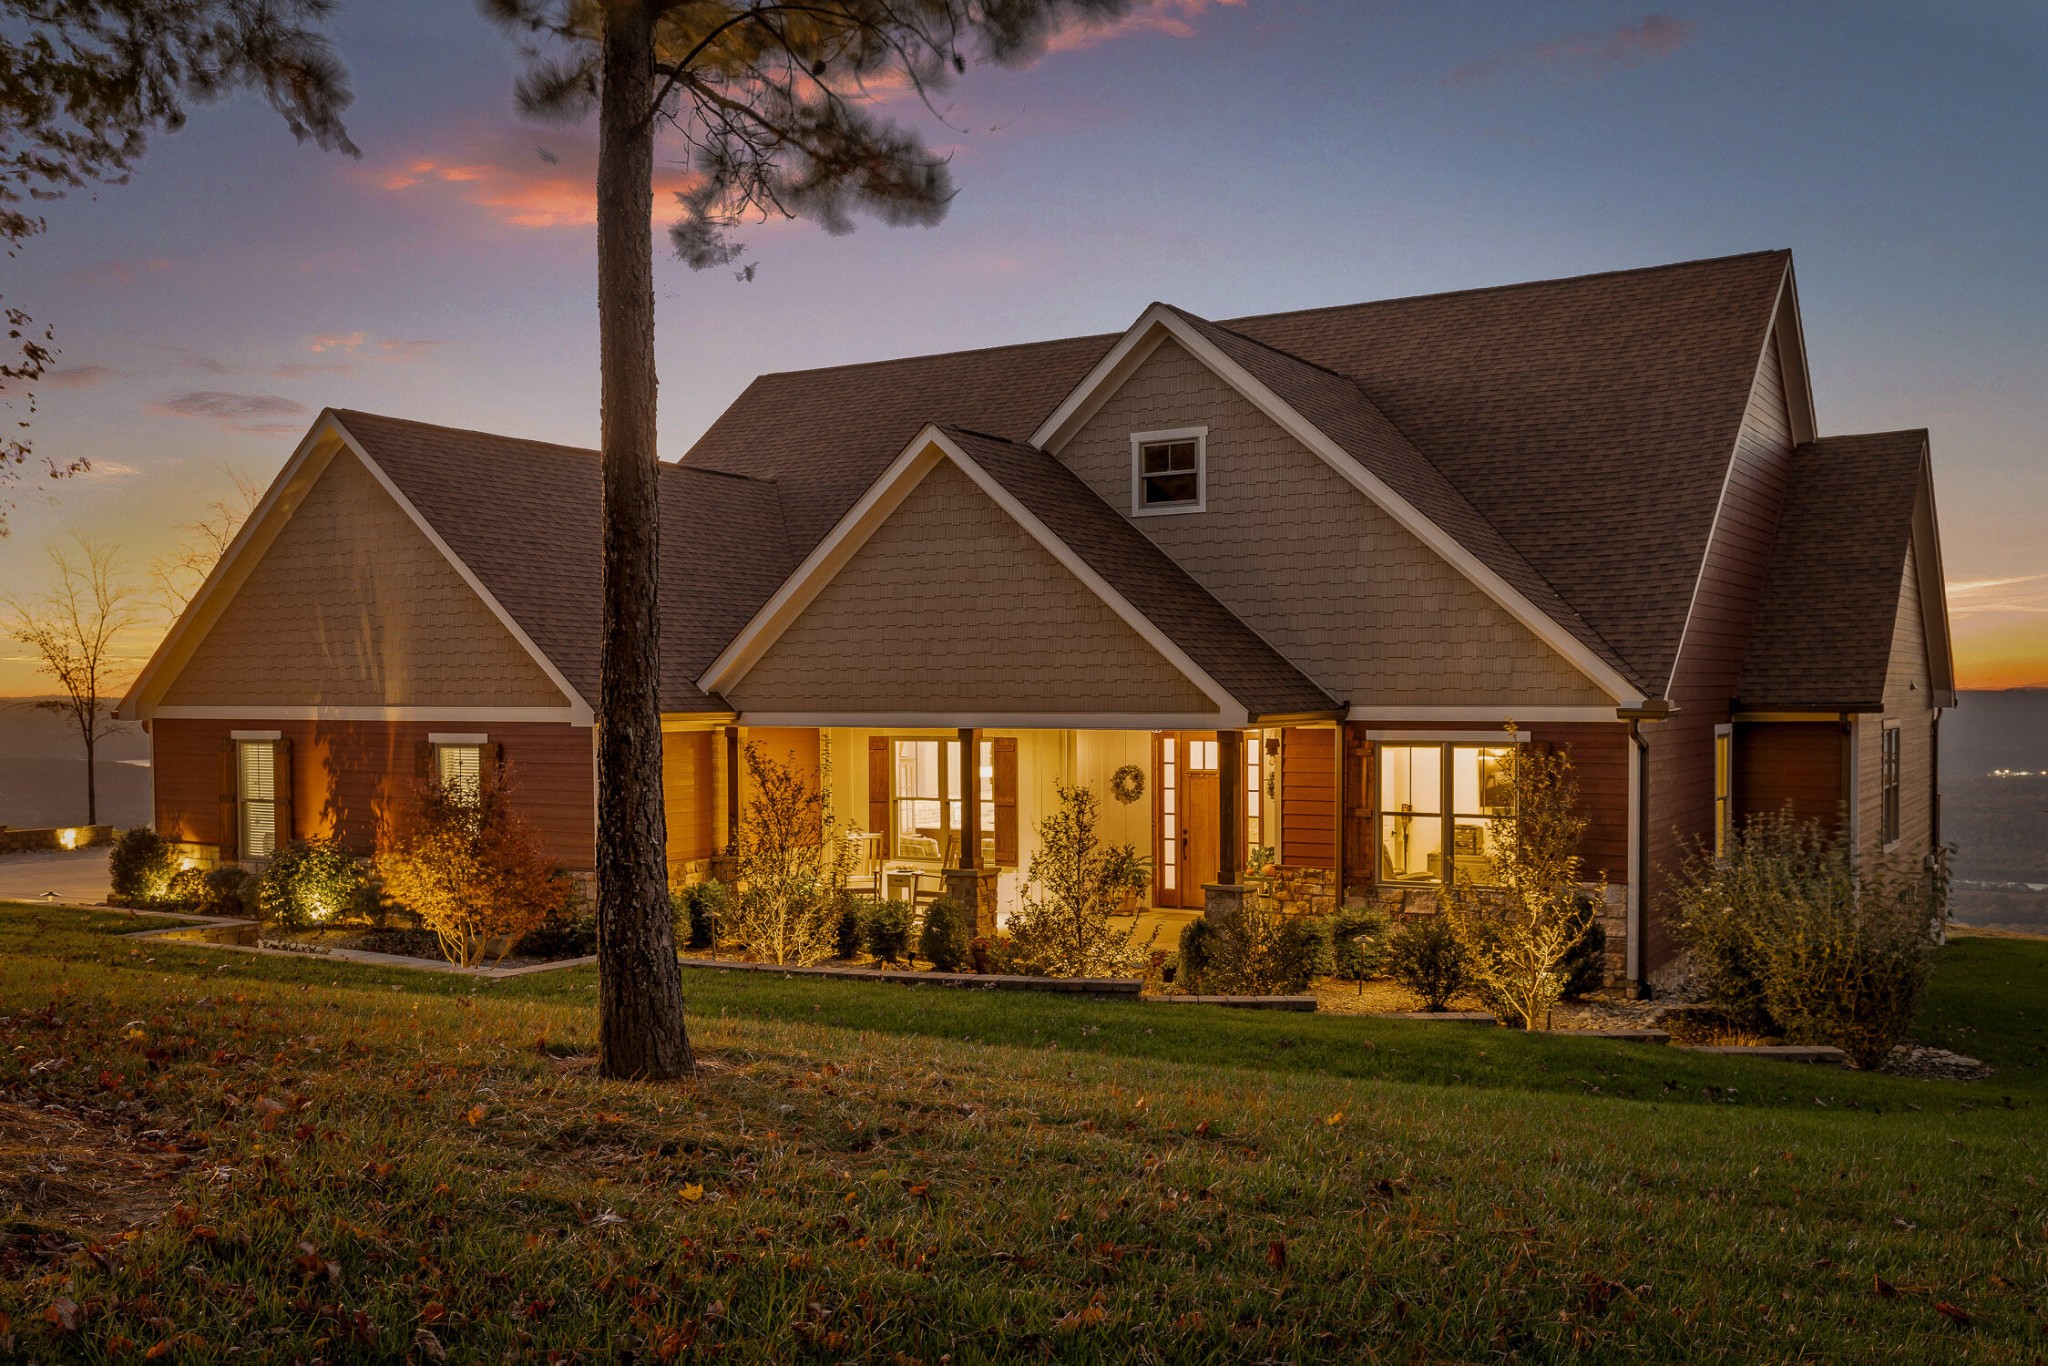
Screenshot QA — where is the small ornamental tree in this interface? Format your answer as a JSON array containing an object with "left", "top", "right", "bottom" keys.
[
  {"left": 729, "top": 742, "right": 855, "bottom": 966},
  {"left": 377, "top": 768, "right": 563, "bottom": 969},
  {"left": 1008, "top": 781, "right": 1153, "bottom": 977},
  {"left": 1442, "top": 735, "right": 1604, "bottom": 1029}
]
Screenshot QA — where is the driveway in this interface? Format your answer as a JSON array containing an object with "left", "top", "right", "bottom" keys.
[{"left": 0, "top": 848, "right": 113, "bottom": 905}]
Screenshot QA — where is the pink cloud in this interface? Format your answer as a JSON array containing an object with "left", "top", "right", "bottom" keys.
[
  {"left": 1045, "top": 0, "right": 1246, "bottom": 53},
  {"left": 1443, "top": 14, "right": 1699, "bottom": 89},
  {"left": 152, "top": 391, "right": 307, "bottom": 422},
  {"left": 46, "top": 364, "right": 119, "bottom": 389},
  {"left": 372, "top": 125, "right": 698, "bottom": 231},
  {"left": 306, "top": 332, "right": 440, "bottom": 361}
]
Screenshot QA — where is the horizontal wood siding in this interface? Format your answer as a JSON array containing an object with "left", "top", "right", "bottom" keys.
[
  {"left": 1734, "top": 722, "right": 1845, "bottom": 830},
  {"left": 152, "top": 717, "right": 595, "bottom": 868},
  {"left": 1279, "top": 727, "right": 1337, "bottom": 869},
  {"left": 1858, "top": 538, "right": 1939, "bottom": 861}
]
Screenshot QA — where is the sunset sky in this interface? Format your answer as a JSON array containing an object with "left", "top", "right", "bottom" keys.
[{"left": 2, "top": 0, "right": 2043, "bottom": 694}]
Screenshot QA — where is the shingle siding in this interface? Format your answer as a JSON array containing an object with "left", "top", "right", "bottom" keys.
[
  {"left": 163, "top": 449, "right": 567, "bottom": 709},
  {"left": 727, "top": 460, "right": 1219, "bottom": 716},
  {"left": 1054, "top": 339, "right": 1613, "bottom": 708}
]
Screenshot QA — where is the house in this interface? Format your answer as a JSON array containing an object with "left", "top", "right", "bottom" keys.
[{"left": 120, "top": 250, "right": 1955, "bottom": 989}]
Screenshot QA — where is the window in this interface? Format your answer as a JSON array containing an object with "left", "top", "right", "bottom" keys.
[
  {"left": 1378, "top": 742, "right": 1516, "bottom": 885},
  {"left": 238, "top": 740, "right": 277, "bottom": 861},
  {"left": 1245, "top": 731, "right": 1265, "bottom": 853},
  {"left": 1131, "top": 427, "right": 1206, "bottom": 514},
  {"left": 890, "top": 739, "right": 995, "bottom": 864},
  {"left": 439, "top": 744, "right": 483, "bottom": 804},
  {"left": 1881, "top": 724, "right": 1902, "bottom": 846},
  {"left": 1713, "top": 726, "right": 1733, "bottom": 860},
  {"left": 1160, "top": 736, "right": 1178, "bottom": 892}
]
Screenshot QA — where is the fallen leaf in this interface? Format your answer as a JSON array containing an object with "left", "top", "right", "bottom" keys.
[
  {"left": 1053, "top": 1303, "right": 1109, "bottom": 1330},
  {"left": 1934, "top": 1301, "right": 1972, "bottom": 1327},
  {"left": 414, "top": 1327, "right": 447, "bottom": 1362},
  {"left": 1873, "top": 1275, "right": 1899, "bottom": 1300},
  {"left": 464, "top": 1104, "right": 487, "bottom": 1126},
  {"left": 43, "top": 1299, "right": 79, "bottom": 1332},
  {"left": 421, "top": 1303, "right": 448, "bottom": 1323},
  {"left": 1324, "top": 1110, "right": 1345, "bottom": 1127},
  {"left": 1266, "top": 1239, "right": 1288, "bottom": 1272},
  {"left": 679, "top": 1183, "right": 704, "bottom": 1203}
]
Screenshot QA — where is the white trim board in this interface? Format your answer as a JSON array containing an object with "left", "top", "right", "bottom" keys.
[
  {"left": 1363, "top": 730, "right": 1531, "bottom": 744},
  {"left": 1028, "top": 304, "right": 1643, "bottom": 708},
  {"left": 697, "top": 425, "right": 1251, "bottom": 728},
  {"left": 732, "top": 711, "right": 1229, "bottom": 732},
  {"left": 1347, "top": 705, "right": 1622, "bottom": 724}
]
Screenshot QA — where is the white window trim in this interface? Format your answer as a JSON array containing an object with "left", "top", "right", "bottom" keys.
[
  {"left": 428, "top": 732, "right": 490, "bottom": 745},
  {"left": 230, "top": 729, "right": 282, "bottom": 741},
  {"left": 1130, "top": 426, "right": 1207, "bottom": 517},
  {"left": 1880, "top": 720, "right": 1903, "bottom": 851}
]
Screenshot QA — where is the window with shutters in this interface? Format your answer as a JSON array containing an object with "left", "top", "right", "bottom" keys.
[
  {"left": 875, "top": 736, "right": 1016, "bottom": 867},
  {"left": 438, "top": 744, "right": 483, "bottom": 805},
  {"left": 238, "top": 741, "right": 277, "bottom": 860}
]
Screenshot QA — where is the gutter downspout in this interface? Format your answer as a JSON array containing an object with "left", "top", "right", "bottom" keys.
[{"left": 1617, "top": 698, "right": 1675, "bottom": 1000}]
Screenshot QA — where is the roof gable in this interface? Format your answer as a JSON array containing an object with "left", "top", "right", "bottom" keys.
[{"left": 701, "top": 426, "right": 1336, "bottom": 723}]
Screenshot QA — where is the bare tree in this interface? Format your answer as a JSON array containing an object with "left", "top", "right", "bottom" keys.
[
  {"left": 4, "top": 535, "right": 143, "bottom": 825},
  {"left": 0, "top": 0, "right": 356, "bottom": 532},
  {"left": 149, "top": 465, "right": 265, "bottom": 619},
  {"left": 484, "top": 0, "right": 1130, "bottom": 1081}
]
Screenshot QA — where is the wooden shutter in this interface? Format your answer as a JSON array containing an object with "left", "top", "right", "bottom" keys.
[
  {"left": 272, "top": 739, "right": 294, "bottom": 847},
  {"left": 992, "top": 736, "right": 1018, "bottom": 867},
  {"left": 483, "top": 742, "right": 505, "bottom": 792},
  {"left": 415, "top": 740, "right": 434, "bottom": 783},
  {"left": 219, "top": 737, "right": 239, "bottom": 860},
  {"left": 867, "top": 735, "right": 891, "bottom": 857}
]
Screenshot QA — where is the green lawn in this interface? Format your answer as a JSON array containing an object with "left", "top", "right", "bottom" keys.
[{"left": 1, "top": 905, "right": 2042, "bottom": 1362}]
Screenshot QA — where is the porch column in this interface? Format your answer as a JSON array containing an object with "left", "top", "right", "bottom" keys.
[
  {"left": 945, "top": 725, "right": 999, "bottom": 937},
  {"left": 1204, "top": 729, "right": 1248, "bottom": 922},
  {"left": 710, "top": 724, "right": 742, "bottom": 882}
]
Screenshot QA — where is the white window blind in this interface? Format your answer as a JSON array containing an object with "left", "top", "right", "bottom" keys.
[{"left": 239, "top": 741, "right": 277, "bottom": 860}]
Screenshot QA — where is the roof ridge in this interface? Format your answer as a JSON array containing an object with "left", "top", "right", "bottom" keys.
[
  {"left": 750, "top": 331, "right": 1119, "bottom": 382},
  {"left": 332, "top": 408, "right": 601, "bottom": 460}
]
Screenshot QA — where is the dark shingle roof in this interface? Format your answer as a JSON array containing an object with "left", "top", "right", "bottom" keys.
[
  {"left": 333, "top": 410, "right": 793, "bottom": 712},
  {"left": 1736, "top": 430, "right": 1928, "bottom": 711},
  {"left": 941, "top": 427, "right": 1336, "bottom": 719},
  {"left": 683, "top": 251, "right": 1794, "bottom": 695}
]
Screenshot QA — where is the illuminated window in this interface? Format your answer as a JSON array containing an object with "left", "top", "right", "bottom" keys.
[
  {"left": 1131, "top": 427, "right": 1206, "bottom": 514},
  {"left": 1713, "top": 727, "right": 1733, "bottom": 859},
  {"left": 439, "top": 744, "right": 483, "bottom": 804},
  {"left": 891, "top": 739, "right": 994, "bottom": 863},
  {"left": 1378, "top": 742, "right": 1517, "bottom": 885},
  {"left": 1160, "top": 736, "right": 1177, "bottom": 891},
  {"left": 238, "top": 741, "right": 276, "bottom": 861},
  {"left": 1245, "top": 731, "right": 1264, "bottom": 854}
]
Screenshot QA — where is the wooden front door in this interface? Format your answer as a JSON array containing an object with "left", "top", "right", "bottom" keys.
[{"left": 1154, "top": 731, "right": 1220, "bottom": 908}]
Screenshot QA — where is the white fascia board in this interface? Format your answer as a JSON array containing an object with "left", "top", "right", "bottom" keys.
[
  {"left": 1363, "top": 729, "right": 1531, "bottom": 743},
  {"left": 328, "top": 419, "right": 595, "bottom": 727},
  {"left": 121, "top": 415, "right": 347, "bottom": 721},
  {"left": 152, "top": 705, "right": 587, "bottom": 724},
  {"left": 1347, "top": 705, "right": 1623, "bottom": 723},
  {"left": 1031, "top": 305, "right": 1641, "bottom": 707},
  {"left": 697, "top": 424, "right": 1251, "bottom": 726},
  {"left": 1912, "top": 444, "right": 1958, "bottom": 702},
  {"left": 734, "top": 711, "right": 1229, "bottom": 732},
  {"left": 1775, "top": 258, "right": 1819, "bottom": 445}
]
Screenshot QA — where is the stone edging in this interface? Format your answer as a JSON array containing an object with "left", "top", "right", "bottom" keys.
[
  {"left": 1144, "top": 994, "right": 1317, "bottom": 1011},
  {"left": 1678, "top": 1044, "right": 1847, "bottom": 1065},
  {"left": 675, "top": 956, "right": 1142, "bottom": 995}
]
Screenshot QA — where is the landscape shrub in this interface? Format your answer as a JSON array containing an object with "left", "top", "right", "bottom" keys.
[
  {"left": 1198, "top": 893, "right": 1301, "bottom": 995},
  {"left": 107, "top": 827, "right": 176, "bottom": 906},
  {"left": 198, "top": 865, "right": 255, "bottom": 918},
  {"left": 165, "top": 866, "right": 207, "bottom": 907},
  {"left": 374, "top": 770, "right": 560, "bottom": 968},
  {"left": 1007, "top": 781, "right": 1154, "bottom": 977},
  {"left": 1273, "top": 915, "right": 1334, "bottom": 991},
  {"left": 1559, "top": 913, "right": 1608, "bottom": 1001},
  {"left": 1668, "top": 813, "right": 1949, "bottom": 1068},
  {"left": 727, "top": 743, "right": 856, "bottom": 965},
  {"left": 1177, "top": 918, "right": 1214, "bottom": 989},
  {"left": 674, "top": 880, "right": 729, "bottom": 951},
  {"left": 863, "top": 900, "right": 912, "bottom": 963},
  {"left": 516, "top": 882, "right": 598, "bottom": 959},
  {"left": 1442, "top": 736, "right": 1604, "bottom": 1029},
  {"left": 1329, "top": 904, "right": 1394, "bottom": 990},
  {"left": 257, "top": 838, "right": 366, "bottom": 931},
  {"left": 1386, "top": 914, "right": 1466, "bottom": 1011},
  {"left": 834, "top": 898, "right": 867, "bottom": 959},
  {"left": 918, "top": 898, "right": 974, "bottom": 972}
]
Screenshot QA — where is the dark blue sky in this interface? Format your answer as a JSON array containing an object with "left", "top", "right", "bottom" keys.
[{"left": 5, "top": 1, "right": 2043, "bottom": 688}]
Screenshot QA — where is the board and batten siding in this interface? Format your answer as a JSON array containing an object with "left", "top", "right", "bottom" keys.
[
  {"left": 1051, "top": 338, "right": 1612, "bottom": 708},
  {"left": 162, "top": 448, "right": 567, "bottom": 709},
  {"left": 1857, "top": 539, "right": 1938, "bottom": 861},
  {"left": 724, "top": 459, "right": 1218, "bottom": 717},
  {"left": 152, "top": 717, "right": 596, "bottom": 868}
]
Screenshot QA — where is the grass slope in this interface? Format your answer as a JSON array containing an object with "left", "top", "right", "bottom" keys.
[{"left": 1, "top": 905, "right": 2043, "bottom": 1362}]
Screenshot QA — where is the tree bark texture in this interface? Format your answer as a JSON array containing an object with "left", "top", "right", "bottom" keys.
[{"left": 594, "top": 0, "right": 694, "bottom": 1080}]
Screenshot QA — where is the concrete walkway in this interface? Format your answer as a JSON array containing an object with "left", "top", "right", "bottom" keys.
[{"left": 0, "top": 848, "right": 112, "bottom": 904}]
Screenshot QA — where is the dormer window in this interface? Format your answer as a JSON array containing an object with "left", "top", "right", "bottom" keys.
[{"left": 1131, "top": 427, "right": 1206, "bottom": 515}]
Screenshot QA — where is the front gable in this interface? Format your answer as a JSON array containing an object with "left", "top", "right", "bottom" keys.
[
  {"left": 721, "top": 456, "right": 1222, "bottom": 722},
  {"left": 1051, "top": 335, "right": 1617, "bottom": 709},
  {"left": 148, "top": 441, "right": 571, "bottom": 714}
]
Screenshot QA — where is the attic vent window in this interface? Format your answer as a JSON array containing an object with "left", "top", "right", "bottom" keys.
[{"left": 1131, "top": 427, "right": 1207, "bottom": 515}]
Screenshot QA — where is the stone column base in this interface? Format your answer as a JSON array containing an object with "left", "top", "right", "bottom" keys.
[
  {"left": 943, "top": 867, "right": 1001, "bottom": 937},
  {"left": 708, "top": 854, "right": 739, "bottom": 884},
  {"left": 1201, "top": 883, "right": 1248, "bottom": 921}
]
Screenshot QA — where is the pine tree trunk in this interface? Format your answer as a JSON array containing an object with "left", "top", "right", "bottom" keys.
[{"left": 594, "top": 0, "right": 693, "bottom": 1080}]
